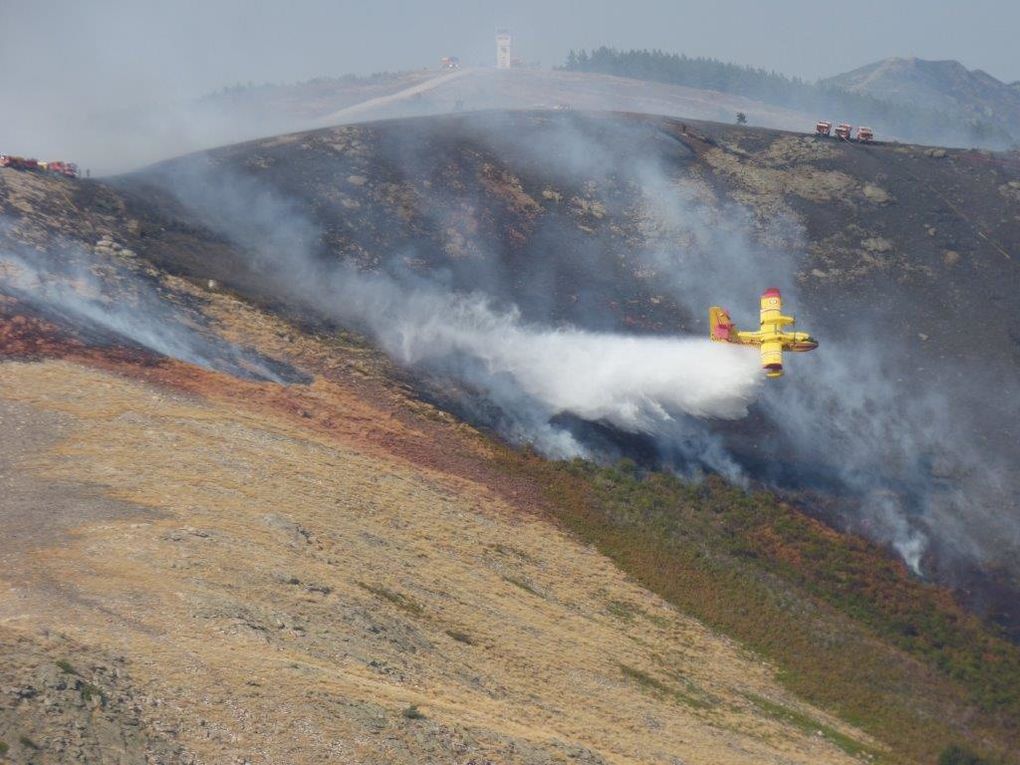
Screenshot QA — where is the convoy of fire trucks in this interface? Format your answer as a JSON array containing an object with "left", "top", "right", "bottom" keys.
[
  {"left": 0, "top": 154, "right": 79, "bottom": 178},
  {"left": 814, "top": 120, "right": 875, "bottom": 143}
]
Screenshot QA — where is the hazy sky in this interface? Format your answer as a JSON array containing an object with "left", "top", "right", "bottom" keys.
[
  {"left": 2, "top": 0, "right": 1018, "bottom": 170},
  {"left": 2, "top": 0, "right": 1018, "bottom": 108}
]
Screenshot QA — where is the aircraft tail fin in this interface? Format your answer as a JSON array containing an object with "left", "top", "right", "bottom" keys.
[{"left": 709, "top": 306, "right": 736, "bottom": 342}]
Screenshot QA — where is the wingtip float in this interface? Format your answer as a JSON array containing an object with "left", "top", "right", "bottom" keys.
[{"left": 709, "top": 288, "right": 818, "bottom": 378}]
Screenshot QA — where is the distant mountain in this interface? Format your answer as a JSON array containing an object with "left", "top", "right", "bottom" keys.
[{"left": 822, "top": 57, "right": 1020, "bottom": 136}]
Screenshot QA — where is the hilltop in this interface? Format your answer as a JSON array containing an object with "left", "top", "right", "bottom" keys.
[{"left": 2, "top": 111, "right": 1020, "bottom": 764}]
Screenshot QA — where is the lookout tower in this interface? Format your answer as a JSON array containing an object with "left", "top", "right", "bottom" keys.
[{"left": 496, "top": 29, "right": 511, "bottom": 69}]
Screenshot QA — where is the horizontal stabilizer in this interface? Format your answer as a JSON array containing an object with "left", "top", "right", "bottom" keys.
[{"left": 709, "top": 306, "right": 736, "bottom": 342}]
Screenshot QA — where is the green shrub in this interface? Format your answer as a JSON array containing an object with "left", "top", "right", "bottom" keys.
[
  {"left": 502, "top": 575, "right": 541, "bottom": 597},
  {"left": 619, "top": 663, "right": 713, "bottom": 710},
  {"left": 81, "top": 682, "right": 105, "bottom": 705},
  {"left": 444, "top": 629, "right": 474, "bottom": 645},
  {"left": 356, "top": 582, "right": 424, "bottom": 616},
  {"left": 487, "top": 444, "right": 1020, "bottom": 763}
]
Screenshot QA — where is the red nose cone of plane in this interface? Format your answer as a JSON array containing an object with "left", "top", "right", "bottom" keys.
[{"left": 762, "top": 287, "right": 781, "bottom": 299}]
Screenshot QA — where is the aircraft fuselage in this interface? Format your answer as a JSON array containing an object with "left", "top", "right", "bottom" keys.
[{"left": 709, "top": 288, "right": 818, "bottom": 378}]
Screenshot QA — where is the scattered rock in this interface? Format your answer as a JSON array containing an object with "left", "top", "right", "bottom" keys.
[
  {"left": 0, "top": 635, "right": 186, "bottom": 763},
  {"left": 999, "top": 183, "right": 1020, "bottom": 203},
  {"left": 862, "top": 184, "right": 893, "bottom": 204},
  {"left": 163, "top": 527, "right": 211, "bottom": 542},
  {"left": 927, "top": 148, "right": 947, "bottom": 159},
  {"left": 571, "top": 197, "right": 606, "bottom": 219},
  {"left": 861, "top": 237, "right": 893, "bottom": 253},
  {"left": 262, "top": 513, "right": 313, "bottom": 547}
]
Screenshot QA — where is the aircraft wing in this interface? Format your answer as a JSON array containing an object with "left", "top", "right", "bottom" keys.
[{"left": 760, "top": 340, "right": 784, "bottom": 378}]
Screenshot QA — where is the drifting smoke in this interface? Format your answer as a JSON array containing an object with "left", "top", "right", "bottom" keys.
[
  {"left": 338, "top": 277, "right": 761, "bottom": 467},
  {"left": 138, "top": 152, "right": 763, "bottom": 474},
  {"left": 605, "top": 124, "right": 1015, "bottom": 574},
  {"left": 134, "top": 111, "right": 1016, "bottom": 580},
  {"left": 764, "top": 338, "right": 1018, "bottom": 573},
  {"left": 0, "top": 234, "right": 295, "bottom": 384}
]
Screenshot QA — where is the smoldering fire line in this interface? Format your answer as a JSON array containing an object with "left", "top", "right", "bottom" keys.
[{"left": 0, "top": 241, "right": 299, "bottom": 385}]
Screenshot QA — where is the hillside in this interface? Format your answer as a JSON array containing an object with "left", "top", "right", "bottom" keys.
[
  {"left": 0, "top": 232, "right": 883, "bottom": 764},
  {"left": 2, "top": 111, "right": 1020, "bottom": 764},
  {"left": 113, "top": 110, "right": 1020, "bottom": 594}
]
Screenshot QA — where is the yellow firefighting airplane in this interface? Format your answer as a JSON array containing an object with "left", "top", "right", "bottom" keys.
[{"left": 709, "top": 288, "right": 818, "bottom": 378}]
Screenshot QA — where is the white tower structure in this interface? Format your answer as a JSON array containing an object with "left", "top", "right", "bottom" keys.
[{"left": 496, "top": 29, "right": 512, "bottom": 69}]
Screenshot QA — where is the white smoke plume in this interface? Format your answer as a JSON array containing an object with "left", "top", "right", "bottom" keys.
[
  {"left": 610, "top": 129, "right": 1017, "bottom": 577},
  {"left": 391, "top": 304, "right": 759, "bottom": 423},
  {"left": 338, "top": 276, "right": 761, "bottom": 464},
  {"left": 289, "top": 257, "right": 763, "bottom": 469}
]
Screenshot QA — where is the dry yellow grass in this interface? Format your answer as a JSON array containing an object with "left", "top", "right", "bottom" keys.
[
  {"left": 0, "top": 359, "right": 873, "bottom": 764},
  {"left": 705, "top": 147, "right": 858, "bottom": 208}
]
